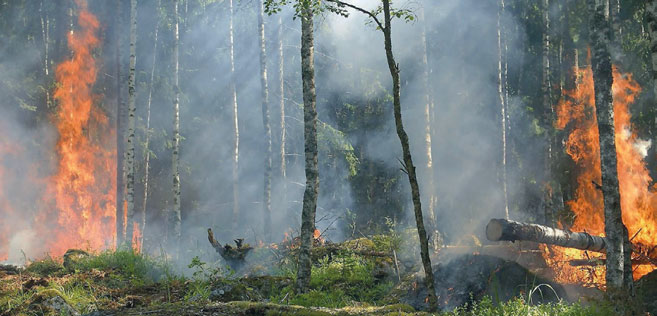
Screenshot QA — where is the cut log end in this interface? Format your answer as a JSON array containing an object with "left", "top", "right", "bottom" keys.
[{"left": 486, "top": 219, "right": 505, "bottom": 241}]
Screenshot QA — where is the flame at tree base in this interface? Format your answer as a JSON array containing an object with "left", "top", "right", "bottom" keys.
[
  {"left": 0, "top": 0, "right": 117, "bottom": 261},
  {"left": 545, "top": 61, "right": 657, "bottom": 286}
]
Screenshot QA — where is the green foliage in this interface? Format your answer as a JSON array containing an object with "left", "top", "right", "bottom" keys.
[
  {"left": 271, "top": 252, "right": 394, "bottom": 308},
  {"left": 443, "top": 296, "right": 615, "bottom": 316},
  {"left": 69, "top": 249, "right": 167, "bottom": 287},
  {"left": 24, "top": 257, "right": 64, "bottom": 277}
]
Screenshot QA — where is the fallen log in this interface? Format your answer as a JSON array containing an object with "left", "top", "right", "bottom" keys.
[{"left": 486, "top": 218, "right": 606, "bottom": 252}]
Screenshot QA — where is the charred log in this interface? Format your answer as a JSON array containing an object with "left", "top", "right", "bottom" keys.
[
  {"left": 486, "top": 218, "right": 606, "bottom": 252},
  {"left": 207, "top": 228, "right": 253, "bottom": 264}
]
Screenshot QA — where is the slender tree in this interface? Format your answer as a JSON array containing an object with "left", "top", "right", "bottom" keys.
[
  {"left": 141, "top": 0, "right": 161, "bottom": 248},
  {"left": 418, "top": 2, "right": 438, "bottom": 236},
  {"left": 278, "top": 15, "right": 288, "bottom": 222},
  {"left": 296, "top": 0, "right": 319, "bottom": 293},
  {"left": 258, "top": 0, "right": 273, "bottom": 242},
  {"left": 381, "top": 1, "right": 437, "bottom": 310},
  {"left": 587, "top": 0, "right": 634, "bottom": 304},
  {"left": 229, "top": 0, "right": 240, "bottom": 230},
  {"left": 124, "top": 0, "right": 138, "bottom": 248},
  {"left": 172, "top": 0, "right": 182, "bottom": 248},
  {"left": 321, "top": 0, "right": 438, "bottom": 310},
  {"left": 115, "top": 0, "right": 126, "bottom": 247},
  {"left": 497, "top": 0, "right": 510, "bottom": 220},
  {"left": 648, "top": 1, "right": 657, "bottom": 100}
]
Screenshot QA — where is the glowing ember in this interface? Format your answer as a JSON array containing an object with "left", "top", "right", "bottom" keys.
[
  {"left": 38, "top": 0, "right": 116, "bottom": 257},
  {"left": 547, "top": 61, "right": 657, "bottom": 286}
]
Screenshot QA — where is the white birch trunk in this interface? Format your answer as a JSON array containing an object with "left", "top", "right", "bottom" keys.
[
  {"left": 172, "top": 0, "right": 182, "bottom": 248},
  {"left": 258, "top": 0, "right": 272, "bottom": 242},
  {"left": 125, "top": 0, "right": 138, "bottom": 248}
]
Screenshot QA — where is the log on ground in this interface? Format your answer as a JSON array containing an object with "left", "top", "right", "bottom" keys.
[{"left": 486, "top": 218, "right": 606, "bottom": 252}]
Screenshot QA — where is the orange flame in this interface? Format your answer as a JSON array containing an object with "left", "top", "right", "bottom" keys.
[
  {"left": 546, "top": 61, "right": 657, "bottom": 285},
  {"left": 313, "top": 229, "right": 321, "bottom": 239},
  {"left": 37, "top": 0, "right": 116, "bottom": 257}
]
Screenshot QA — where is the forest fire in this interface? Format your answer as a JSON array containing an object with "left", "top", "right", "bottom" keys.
[
  {"left": 0, "top": 0, "right": 116, "bottom": 260},
  {"left": 545, "top": 62, "right": 657, "bottom": 286},
  {"left": 41, "top": 0, "right": 116, "bottom": 256}
]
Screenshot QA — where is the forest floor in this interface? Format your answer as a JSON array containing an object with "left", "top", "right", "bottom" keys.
[{"left": 0, "top": 235, "right": 630, "bottom": 315}]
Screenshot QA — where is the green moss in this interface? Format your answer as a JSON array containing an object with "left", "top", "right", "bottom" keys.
[{"left": 25, "top": 257, "right": 64, "bottom": 277}]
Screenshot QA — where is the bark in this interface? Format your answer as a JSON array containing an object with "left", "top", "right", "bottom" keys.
[
  {"left": 115, "top": 0, "right": 126, "bottom": 247},
  {"left": 229, "top": 0, "right": 240, "bottom": 230},
  {"left": 418, "top": 3, "right": 437, "bottom": 233},
  {"left": 124, "top": 0, "right": 138, "bottom": 248},
  {"left": 172, "top": 0, "right": 182, "bottom": 248},
  {"left": 588, "top": 0, "right": 633, "bottom": 296},
  {"left": 648, "top": 1, "right": 657, "bottom": 100},
  {"left": 486, "top": 218, "right": 607, "bottom": 252},
  {"left": 141, "top": 0, "right": 160, "bottom": 248},
  {"left": 562, "top": 1, "right": 578, "bottom": 92},
  {"left": 649, "top": 0, "right": 657, "bottom": 172},
  {"left": 382, "top": 0, "right": 437, "bottom": 311},
  {"left": 296, "top": 3, "right": 319, "bottom": 293},
  {"left": 258, "top": 0, "right": 272, "bottom": 242},
  {"left": 278, "top": 15, "right": 288, "bottom": 220},
  {"left": 39, "top": 0, "right": 51, "bottom": 110},
  {"left": 609, "top": 0, "right": 621, "bottom": 43},
  {"left": 497, "top": 0, "right": 510, "bottom": 220}
]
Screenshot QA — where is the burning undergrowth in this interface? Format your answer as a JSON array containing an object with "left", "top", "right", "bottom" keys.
[{"left": 543, "top": 60, "right": 657, "bottom": 286}]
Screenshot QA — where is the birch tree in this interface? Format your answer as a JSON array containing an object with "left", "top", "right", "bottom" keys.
[
  {"left": 115, "top": 0, "right": 126, "bottom": 247},
  {"left": 229, "top": 0, "right": 240, "bottom": 230},
  {"left": 587, "top": 0, "right": 634, "bottom": 304},
  {"left": 172, "top": 0, "right": 182, "bottom": 248},
  {"left": 278, "top": 15, "right": 288, "bottom": 221},
  {"left": 124, "top": 0, "right": 138, "bottom": 248},
  {"left": 418, "top": 2, "right": 438, "bottom": 236},
  {"left": 258, "top": 0, "right": 273, "bottom": 242},
  {"left": 497, "top": 0, "right": 510, "bottom": 220},
  {"left": 141, "top": 0, "right": 160, "bottom": 247}
]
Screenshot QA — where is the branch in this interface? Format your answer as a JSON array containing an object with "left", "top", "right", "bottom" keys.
[{"left": 325, "top": 0, "right": 385, "bottom": 31}]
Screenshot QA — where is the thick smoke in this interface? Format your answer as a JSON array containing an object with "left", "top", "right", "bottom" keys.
[{"left": 0, "top": 0, "right": 544, "bottom": 267}]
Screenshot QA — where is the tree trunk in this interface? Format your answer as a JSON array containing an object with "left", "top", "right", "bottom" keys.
[
  {"left": 172, "top": 0, "right": 182, "bottom": 249},
  {"left": 418, "top": 3, "right": 437, "bottom": 237},
  {"left": 115, "top": 0, "right": 126, "bottom": 247},
  {"left": 497, "top": 0, "right": 510, "bottom": 220},
  {"left": 296, "top": 3, "right": 319, "bottom": 293},
  {"left": 125, "top": 0, "right": 138, "bottom": 248},
  {"left": 278, "top": 15, "right": 288, "bottom": 222},
  {"left": 486, "top": 218, "right": 607, "bottom": 252},
  {"left": 382, "top": 0, "right": 437, "bottom": 311},
  {"left": 39, "top": 0, "right": 51, "bottom": 111},
  {"left": 587, "top": 0, "right": 634, "bottom": 298},
  {"left": 648, "top": 0, "right": 657, "bottom": 176},
  {"left": 229, "top": 0, "right": 240, "bottom": 230},
  {"left": 258, "top": 0, "right": 272, "bottom": 242},
  {"left": 648, "top": 1, "right": 657, "bottom": 101},
  {"left": 141, "top": 0, "right": 160, "bottom": 248},
  {"left": 609, "top": 0, "right": 621, "bottom": 43}
]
